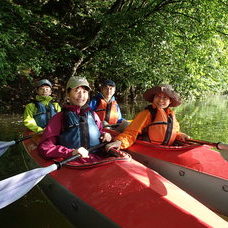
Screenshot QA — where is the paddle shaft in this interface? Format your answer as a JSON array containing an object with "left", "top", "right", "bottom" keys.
[
  {"left": 187, "top": 139, "right": 228, "bottom": 151},
  {"left": 15, "top": 132, "right": 42, "bottom": 143},
  {"left": 104, "top": 124, "right": 119, "bottom": 128},
  {"left": 0, "top": 142, "right": 108, "bottom": 209},
  {"left": 0, "top": 132, "right": 43, "bottom": 157},
  {"left": 55, "top": 142, "right": 108, "bottom": 168}
]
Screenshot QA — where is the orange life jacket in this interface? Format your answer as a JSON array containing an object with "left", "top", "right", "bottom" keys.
[
  {"left": 95, "top": 98, "right": 119, "bottom": 124},
  {"left": 143, "top": 105, "right": 178, "bottom": 145}
]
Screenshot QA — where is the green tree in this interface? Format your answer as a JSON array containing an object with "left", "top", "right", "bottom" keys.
[{"left": 0, "top": 0, "right": 227, "bottom": 112}]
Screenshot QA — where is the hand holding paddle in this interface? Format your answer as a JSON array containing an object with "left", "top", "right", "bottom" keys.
[
  {"left": 105, "top": 140, "right": 122, "bottom": 151},
  {"left": 72, "top": 147, "right": 89, "bottom": 158},
  {"left": 0, "top": 142, "right": 107, "bottom": 209},
  {"left": 100, "top": 132, "right": 112, "bottom": 142}
]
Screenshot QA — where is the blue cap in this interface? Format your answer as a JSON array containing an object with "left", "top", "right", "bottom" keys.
[{"left": 102, "top": 79, "right": 116, "bottom": 87}]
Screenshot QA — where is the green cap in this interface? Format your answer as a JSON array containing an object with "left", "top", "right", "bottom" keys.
[{"left": 66, "top": 77, "right": 91, "bottom": 90}]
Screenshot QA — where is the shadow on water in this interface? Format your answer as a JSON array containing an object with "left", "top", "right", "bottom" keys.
[{"left": 0, "top": 114, "right": 73, "bottom": 228}]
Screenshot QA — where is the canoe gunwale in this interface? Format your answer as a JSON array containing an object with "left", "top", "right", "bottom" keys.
[{"left": 21, "top": 131, "right": 228, "bottom": 227}]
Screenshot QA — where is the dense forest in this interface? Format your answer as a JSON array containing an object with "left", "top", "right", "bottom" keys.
[{"left": 0, "top": 0, "right": 227, "bottom": 113}]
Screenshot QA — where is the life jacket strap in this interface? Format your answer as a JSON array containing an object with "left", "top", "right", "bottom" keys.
[
  {"left": 79, "top": 116, "right": 89, "bottom": 149},
  {"left": 161, "top": 115, "right": 173, "bottom": 145},
  {"left": 140, "top": 105, "right": 157, "bottom": 141},
  {"left": 105, "top": 102, "right": 112, "bottom": 123},
  {"left": 139, "top": 105, "right": 173, "bottom": 145}
]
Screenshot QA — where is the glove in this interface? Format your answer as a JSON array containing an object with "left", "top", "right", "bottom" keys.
[{"left": 73, "top": 147, "right": 89, "bottom": 158}]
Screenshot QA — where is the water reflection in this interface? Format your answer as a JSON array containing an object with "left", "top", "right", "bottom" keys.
[
  {"left": 177, "top": 96, "right": 228, "bottom": 160},
  {"left": 177, "top": 96, "right": 228, "bottom": 141}
]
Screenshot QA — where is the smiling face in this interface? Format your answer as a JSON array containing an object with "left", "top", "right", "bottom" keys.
[
  {"left": 68, "top": 86, "right": 89, "bottom": 107},
  {"left": 152, "top": 92, "right": 171, "bottom": 109},
  {"left": 37, "top": 85, "right": 52, "bottom": 96},
  {"left": 101, "top": 85, "right": 116, "bottom": 101}
]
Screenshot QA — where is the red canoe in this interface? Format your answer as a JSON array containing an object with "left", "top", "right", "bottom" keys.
[
  {"left": 22, "top": 132, "right": 227, "bottom": 227},
  {"left": 106, "top": 129, "right": 228, "bottom": 217}
]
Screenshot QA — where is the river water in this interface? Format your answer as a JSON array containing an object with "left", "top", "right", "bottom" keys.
[
  {"left": 0, "top": 96, "right": 228, "bottom": 227},
  {"left": 0, "top": 115, "right": 74, "bottom": 227}
]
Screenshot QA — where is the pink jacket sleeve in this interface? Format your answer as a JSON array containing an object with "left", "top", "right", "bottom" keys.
[
  {"left": 38, "top": 111, "right": 104, "bottom": 159},
  {"left": 38, "top": 112, "right": 75, "bottom": 159}
]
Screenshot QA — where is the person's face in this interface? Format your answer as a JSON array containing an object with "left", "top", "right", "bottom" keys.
[
  {"left": 37, "top": 85, "right": 52, "bottom": 96},
  {"left": 101, "top": 85, "right": 116, "bottom": 101},
  {"left": 68, "top": 86, "right": 89, "bottom": 107},
  {"left": 153, "top": 92, "right": 171, "bottom": 109}
]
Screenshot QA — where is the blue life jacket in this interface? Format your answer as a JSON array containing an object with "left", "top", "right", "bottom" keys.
[
  {"left": 33, "top": 101, "right": 57, "bottom": 128},
  {"left": 58, "top": 110, "right": 101, "bottom": 149}
]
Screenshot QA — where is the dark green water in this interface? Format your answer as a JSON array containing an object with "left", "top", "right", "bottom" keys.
[
  {"left": 0, "top": 115, "right": 73, "bottom": 228},
  {"left": 0, "top": 96, "right": 228, "bottom": 227}
]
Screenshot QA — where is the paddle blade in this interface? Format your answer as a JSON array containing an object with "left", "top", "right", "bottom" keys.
[
  {"left": 217, "top": 143, "right": 228, "bottom": 161},
  {"left": 0, "top": 164, "right": 57, "bottom": 209},
  {"left": 217, "top": 143, "right": 228, "bottom": 151},
  {"left": 0, "top": 141, "right": 16, "bottom": 157}
]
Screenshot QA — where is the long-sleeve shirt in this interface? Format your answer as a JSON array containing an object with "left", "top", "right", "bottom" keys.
[
  {"left": 115, "top": 107, "right": 185, "bottom": 149},
  {"left": 23, "top": 95, "right": 61, "bottom": 133},
  {"left": 38, "top": 107, "right": 103, "bottom": 159}
]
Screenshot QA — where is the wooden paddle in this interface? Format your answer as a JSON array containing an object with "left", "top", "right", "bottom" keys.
[
  {"left": 187, "top": 139, "right": 228, "bottom": 151},
  {"left": 0, "top": 142, "right": 107, "bottom": 209},
  {"left": 0, "top": 132, "right": 42, "bottom": 157}
]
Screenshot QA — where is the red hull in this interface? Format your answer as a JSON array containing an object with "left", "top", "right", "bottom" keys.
[
  {"left": 128, "top": 140, "right": 228, "bottom": 179},
  {"left": 22, "top": 133, "right": 227, "bottom": 227},
  {"left": 106, "top": 129, "right": 228, "bottom": 216}
]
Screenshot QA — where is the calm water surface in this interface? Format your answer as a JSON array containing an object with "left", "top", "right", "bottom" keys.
[
  {"left": 0, "top": 96, "right": 228, "bottom": 227},
  {"left": 0, "top": 115, "right": 73, "bottom": 228}
]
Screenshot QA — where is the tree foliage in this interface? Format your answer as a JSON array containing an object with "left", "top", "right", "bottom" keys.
[{"left": 0, "top": 0, "right": 227, "bottom": 112}]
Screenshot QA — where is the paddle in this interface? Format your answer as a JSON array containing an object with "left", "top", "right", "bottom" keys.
[
  {"left": 0, "top": 142, "right": 107, "bottom": 209},
  {"left": 187, "top": 139, "right": 228, "bottom": 151},
  {"left": 103, "top": 120, "right": 131, "bottom": 133},
  {"left": 0, "top": 132, "right": 42, "bottom": 157},
  {"left": 104, "top": 124, "right": 120, "bottom": 128}
]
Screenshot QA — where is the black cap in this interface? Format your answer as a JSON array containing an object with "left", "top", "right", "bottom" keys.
[
  {"left": 102, "top": 79, "right": 116, "bottom": 87},
  {"left": 36, "top": 79, "right": 52, "bottom": 88}
]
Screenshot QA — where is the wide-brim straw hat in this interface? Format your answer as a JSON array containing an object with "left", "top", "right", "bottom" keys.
[{"left": 143, "top": 84, "right": 181, "bottom": 107}]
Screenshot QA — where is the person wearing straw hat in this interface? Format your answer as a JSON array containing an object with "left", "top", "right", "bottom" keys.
[
  {"left": 23, "top": 79, "right": 61, "bottom": 133},
  {"left": 106, "top": 84, "right": 190, "bottom": 150},
  {"left": 38, "top": 76, "right": 112, "bottom": 159}
]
